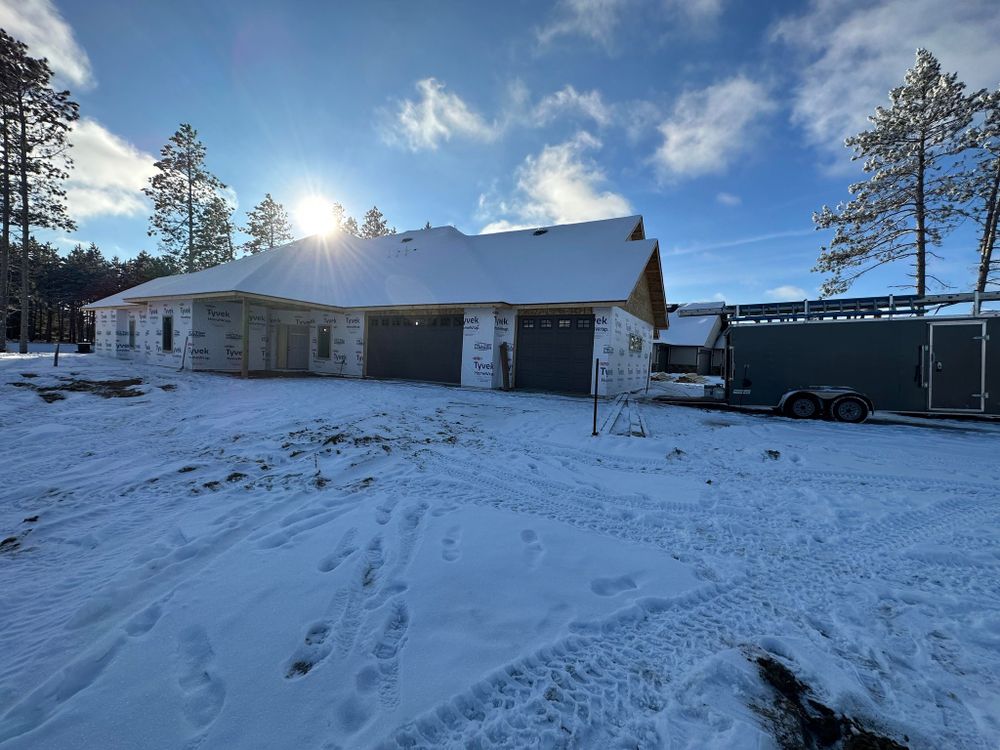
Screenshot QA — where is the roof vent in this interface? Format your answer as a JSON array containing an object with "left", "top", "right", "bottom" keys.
[
  {"left": 532, "top": 228, "right": 548, "bottom": 236},
  {"left": 401, "top": 237, "right": 413, "bottom": 243}
]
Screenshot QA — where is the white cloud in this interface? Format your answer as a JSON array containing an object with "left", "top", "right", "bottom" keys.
[
  {"left": 479, "top": 132, "right": 632, "bottom": 233},
  {"left": 654, "top": 76, "right": 776, "bottom": 179},
  {"left": 0, "top": 0, "right": 93, "bottom": 88},
  {"left": 387, "top": 78, "right": 498, "bottom": 151},
  {"left": 664, "top": 0, "right": 725, "bottom": 27},
  {"left": 537, "top": 0, "right": 726, "bottom": 49},
  {"left": 773, "top": 0, "right": 1000, "bottom": 157},
  {"left": 765, "top": 284, "right": 808, "bottom": 300},
  {"left": 66, "top": 118, "right": 156, "bottom": 221},
  {"left": 537, "top": 0, "right": 631, "bottom": 49},
  {"left": 532, "top": 85, "right": 613, "bottom": 128},
  {"left": 716, "top": 191, "right": 741, "bottom": 206}
]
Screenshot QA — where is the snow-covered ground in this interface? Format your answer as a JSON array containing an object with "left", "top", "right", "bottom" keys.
[{"left": 1, "top": 354, "right": 998, "bottom": 749}]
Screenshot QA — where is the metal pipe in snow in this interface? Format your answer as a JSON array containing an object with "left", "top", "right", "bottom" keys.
[{"left": 592, "top": 358, "right": 600, "bottom": 436}]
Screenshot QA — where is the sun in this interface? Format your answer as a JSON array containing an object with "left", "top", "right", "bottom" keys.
[{"left": 295, "top": 195, "right": 338, "bottom": 236}]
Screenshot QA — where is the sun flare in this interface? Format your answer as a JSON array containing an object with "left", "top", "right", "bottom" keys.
[{"left": 295, "top": 195, "right": 338, "bottom": 236}]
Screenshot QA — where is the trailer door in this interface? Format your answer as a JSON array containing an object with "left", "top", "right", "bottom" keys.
[{"left": 929, "top": 321, "right": 986, "bottom": 412}]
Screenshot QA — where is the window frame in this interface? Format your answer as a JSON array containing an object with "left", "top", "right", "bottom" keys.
[
  {"left": 317, "top": 324, "right": 332, "bottom": 359},
  {"left": 162, "top": 314, "right": 174, "bottom": 353}
]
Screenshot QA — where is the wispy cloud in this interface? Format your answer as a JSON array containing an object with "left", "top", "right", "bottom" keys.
[
  {"left": 530, "top": 85, "right": 613, "bottom": 128},
  {"left": 667, "top": 227, "right": 814, "bottom": 256},
  {"left": 773, "top": 0, "right": 1000, "bottom": 160},
  {"left": 66, "top": 118, "right": 156, "bottom": 220},
  {"left": 386, "top": 79, "right": 617, "bottom": 151},
  {"left": 0, "top": 0, "right": 94, "bottom": 88},
  {"left": 536, "top": 0, "right": 631, "bottom": 50},
  {"left": 537, "top": 0, "right": 727, "bottom": 50},
  {"left": 385, "top": 78, "right": 499, "bottom": 151},
  {"left": 663, "top": 0, "right": 725, "bottom": 27},
  {"left": 653, "top": 76, "right": 776, "bottom": 180},
  {"left": 479, "top": 131, "right": 632, "bottom": 233},
  {"left": 716, "top": 192, "right": 741, "bottom": 207},
  {"left": 765, "top": 284, "right": 809, "bottom": 300}
]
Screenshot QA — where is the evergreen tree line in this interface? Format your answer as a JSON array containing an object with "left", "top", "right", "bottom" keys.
[
  {"left": 5, "top": 241, "right": 176, "bottom": 343},
  {"left": 815, "top": 48, "right": 1000, "bottom": 297}
]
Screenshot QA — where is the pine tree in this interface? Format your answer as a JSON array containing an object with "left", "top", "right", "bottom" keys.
[
  {"left": 360, "top": 205, "right": 395, "bottom": 239},
  {"left": 0, "top": 31, "right": 28, "bottom": 351},
  {"left": 331, "top": 202, "right": 362, "bottom": 236},
  {"left": 423, "top": 221, "right": 432, "bottom": 230},
  {"left": 813, "top": 49, "right": 978, "bottom": 296},
  {"left": 144, "top": 124, "right": 226, "bottom": 272},
  {"left": 8, "top": 36, "right": 78, "bottom": 352},
  {"left": 962, "top": 88, "right": 1000, "bottom": 291},
  {"left": 197, "top": 194, "right": 236, "bottom": 266},
  {"left": 331, "top": 202, "right": 346, "bottom": 231},
  {"left": 342, "top": 214, "right": 360, "bottom": 237},
  {"left": 241, "top": 193, "right": 292, "bottom": 254}
]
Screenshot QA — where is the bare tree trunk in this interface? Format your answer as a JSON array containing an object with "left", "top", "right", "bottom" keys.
[
  {"left": 16, "top": 91, "right": 28, "bottom": 353},
  {"left": 0, "top": 107, "right": 10, "bottom": 353},
  {"left": 187, "top": 161, "right": 194, "bottom": 273},
  {"left": 976, "top": 157, "right": 1000, "bottom": 292},
  {"left": 914, "top": 134, "right": 927, "bottom": 297}
]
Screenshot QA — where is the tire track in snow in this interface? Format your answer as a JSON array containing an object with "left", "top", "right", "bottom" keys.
[{"left": 373, "top": 450, "right": 997, "bottom": 749}]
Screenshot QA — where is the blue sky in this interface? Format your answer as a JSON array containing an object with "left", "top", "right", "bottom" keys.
[{"left": 3, "top": 0, "right": 1000, "bottom": 303}]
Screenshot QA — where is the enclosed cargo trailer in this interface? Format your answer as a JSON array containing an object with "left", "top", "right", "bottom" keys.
[
  {"left": 725, "top": 315, "right": 998, "bottom": 418},
  {"left": 675, "top": 292, "right": 1000, "bottom": 421}
]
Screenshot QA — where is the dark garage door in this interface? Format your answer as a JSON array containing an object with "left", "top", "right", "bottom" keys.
[
  {"left": 516, "top": 315, "right": 595, "bottom": 394},
  {"left": 366, "top": 314, "right": 463, "bottom": 384}
]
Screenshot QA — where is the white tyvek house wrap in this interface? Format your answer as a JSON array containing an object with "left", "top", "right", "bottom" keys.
[
  {"left": 113, "top": 310, "right": 131, "bottom": 358},
  {"left": 189, "top": 301, "right": 268, "bottom": 372},
  {"left": 192, "top": 301, "right": 242, "bottom": 371},
  {"left": 461, "top": 307, "right": 517, "bottom": 389},
  {"left": 310, "top": 310, "right": 365, "bottom": 378},
  {"left": 146, "top": 299, "right": 193, "bottom": 369},
  {"left": 591, "top": 306, "right": 652, "bottom": 396},
  {"left": 461, "top": 308, "right": 495, "bottom": 388},
  {"left": 267, "top": 309, "right": 313, "bottom": 370},
  {"left": 94, "top": 309, "right": 115, "bottom": 356}
]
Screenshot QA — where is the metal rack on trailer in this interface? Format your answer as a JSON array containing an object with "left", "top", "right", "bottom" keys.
[{"left": 676, "top": 291, "right": 1000, "bottom": 422}]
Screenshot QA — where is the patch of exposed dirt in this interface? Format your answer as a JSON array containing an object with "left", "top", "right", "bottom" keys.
[
  {"left": 0, "top": 536, "right": 20, "bottom": 553},
  {"left": 753, "top": 654, "right": 908, "bottom": 750},
  {"left": 9, "top": 377, "right": 145, "bottom": 401}
]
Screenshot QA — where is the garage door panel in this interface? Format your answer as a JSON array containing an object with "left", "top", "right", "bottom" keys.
[
  {"left": 515, "top": 315, "right": 595, "bottom": 393},
  {"left": 367, "top": 315, "right": 463, "bottom": 384}
]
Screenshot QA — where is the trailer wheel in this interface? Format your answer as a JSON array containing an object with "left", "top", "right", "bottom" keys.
[
  {"left": 784, "top": 393, "right": 820, "bottom": 419},
  {"left": 831, "top": 395, "right": 869, "bottom": 424}
]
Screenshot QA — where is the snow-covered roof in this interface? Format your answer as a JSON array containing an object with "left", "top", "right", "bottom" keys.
[
  {"left": 85, "top": 216, "right": 662, "bottom": 312},
  {"left": 657, "top": 310, "right": 723, "bottom": 348}
]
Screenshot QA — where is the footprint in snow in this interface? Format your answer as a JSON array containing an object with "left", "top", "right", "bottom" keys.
[
  {"left": 521, "top": 529, "right": 544, "bottom": 568},
  {"left": 590, "top": 574, "right": 638, "bottom": 597},
  {"left": 176, "top": 625, "right": 226, "bottom": 731},
  {"left": 375, "top": 498, "right": 398, "bottom": 525},
  {"left": 441, "top": 526, "right": 461, "bottom": 562}
]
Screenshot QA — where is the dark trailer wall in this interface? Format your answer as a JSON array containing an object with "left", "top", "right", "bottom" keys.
[{"left": 727, "top": 316, "right": 998, "bottom": 415}]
